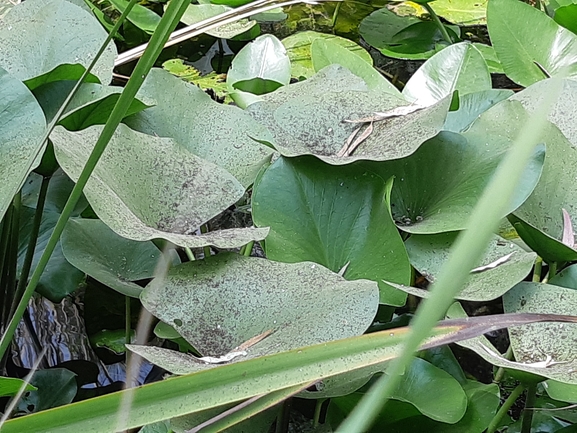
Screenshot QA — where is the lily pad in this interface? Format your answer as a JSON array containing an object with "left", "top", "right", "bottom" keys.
[
  {"left": 359, "top": 8, "right": 459, "bottom": 60},
  {"left": 0, "top": 67, "right": 46, "bottom": 221},
  {"left": 488, "top": 0, "right": 577, "bottom": 86},
  {"left": 252, "top": 156, "right": 411, "bottom": 306},
  {"left": 402, "top": 42, "right": 491, "bottom": 106},
  {"left": 311, "top": 38, "right": 401, "bottom": 95},
  {"left": 61, "top": 218, "right": 175, "bottom": 298},
  {"left": 0, "top": 0, "right": 116, "bottom": 86},
  {"left": 125, "top": 68, "right": 272, "bottom": 188},
  {"left": 227, "top": 34, "right": 290, "bottom": 94},
  {"left": 51, "top": 124, "right": 269, "bottom": 249},
  {"left": 449, "top": 301, "right": 577, "bottom": 384},
  {"left": 132, "top": 253, "right": 379, "bottom": 374},
  {"left": 13, "top": 369, "right": 76, "bottom": 415},
  {"left": 108, "top": 0, "right": 160, "bottom": 34},
  {"left": 431, "top": 0, "right": 487, "bottom": 25},
  {"left": 247, "top": 65, "right": 450, "bottom": 165},
  {"left": 282, "top": 31, "right": 373, "bottom": 80},
  {"left": 33, "top": 81, "right": 151, "bottom": 129},
  {"left": 472, "top": 43, "right": 504, "bottom": 74},
  {"left": 363, "top": 101, "right": 545, "bottom": 234},
  {"left": 179, "top": 4, "right": 255, "bottom": 39},
  {"left": 443, "top": 89, "right": 513, "bottom": 133},
  {"left": 503, "top": 282, "right": 577, "bottom": 384},
  {"left": 399, "top": 232, "right": 536, "bottom": 301}
]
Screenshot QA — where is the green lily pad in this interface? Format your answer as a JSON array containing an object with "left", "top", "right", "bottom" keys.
[
  {"left": 311, "top": 38, "right": 401, "bottom": 95},
  {"left": 131, "top": 253, "right": 378, "bottom": 374},
  {"left": 282, "top": 31, "right": 373, "bottom": 80},
  {"left": 179, "top": 4, "right": 255, "bottom": 39},
  {"left": 443, "top": 89, "right": 513, "bottom": 133},
  {"left": 549, "top": 263, "right": 577, "bottom": 290},
  {"left": 0, "top": 67, "right": 46, "bottom": 221},
  {"left": 472, "top": 43, "right": 504, "bottom": 74},
  {"left": 431, "top": 0, "right": 487, "bottom": 25},
  {"left": 109, "top": 0, "right": 160, "bottom": 34},
  {"left": 22, "top": 170, "right": 87, "bottom": 216},
  {"left": 399, "top": 232, "right": 536, "bottom": 301},
  {"left": 488, "top": 0, "right": 577, "bottom": 86},
  {"left": 227, "top": 34, "right": 290, "bottom": 94},
  {"left": 247, "top": 65, "right": 450, "bottom": 165},
  {"left": 402, "top": 42, "right": 491, "bottom": 106},
  {"left": 14, "top": 369, "right": 77, "bottom": 415},
  {"left": 252, "top": 156, "right": 411, "bottom": 306},
  {"left": 61, "top": 218, "right": 175, "bottom": 298},
  {"left": 125, "top": 68, "right": 272, "bottom": 188},
  {"left": 0, "top": 0, "right": 115, "bottom": 86},
  {"left": 449, "top": 300, "right": 577, "bottom": 384},
  {"left": 545, "top": 379, "right": 577, "bottom": 403},
  {"left": 363, "top": 101, "right": 545, "bottom": 234},
  {"left": 90, "top": 329, "right": 134, "bottom": 355},
  {"left": 503, "top": 282, "right": 577, "bottom": 384},
  {"left": 51, "top": 124, "right": 269, "bottom": 249},
  {"left": 555, "top": 4, "right": 577, "bottom": 35},
  {"left": 33, "top": 81, "right": 151, "bottom": 129},
  {"left": 359, "top": 8, "right": 459, "bottom": 60}
]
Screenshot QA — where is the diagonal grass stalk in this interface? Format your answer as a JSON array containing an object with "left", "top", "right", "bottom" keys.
[
  {"left": 335, "top": 80, "right": 564, "bottom": 432},
  {"left": 0, "top": 0, "right": 189, "bottom": 360}
]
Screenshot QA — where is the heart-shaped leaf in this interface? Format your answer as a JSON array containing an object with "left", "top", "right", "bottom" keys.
[
  {"left": 61, "top": 218, "right": 175, "bottom": 297},
  {"left": 488, "top": 0, "right": 577, "bottom": 86},
  {"left": 360, "top": 9, "right": 459, "bottom": 60},
  {"left": 403, "top": 42, "right": 491, "bottom": 106},
  {"left": 311, "top": 38, "right": 400, "bottom": 95},
  {"left": 227, "top": 34, "right": 291, "bottom": 98},
  {"left": 282, "top": 31, "right": 373, "bottom": 80},
  {"left": 134, "top": 253, "right": 379, "bottom": 373},
  {"left": 363, "top": 100, "right": 545, "bottom": 234},
  {"left": 247, "top": 65, "right": 450, "bottom": 165},
  {"left": 14, "top": 369, "right": 77, "bottom": 415},
  {"left": 0, "top": 0, "right": 116, "bottom": 86},
  {"left": 0, "top": 67, "right": 46, "bottom": 220},
  {"left": 252, "top": 155, "right": 411, "bottom": 306},
  {"left": 51, "top": 124, "right": 269, "bottom": 248},
  {"left": 125, "top": 69, "right": 272, "bottom": 188},
  {"left": 443, "top": 89, "right": 513, "bottom": 132},
  {"left": 399, "top": 232, "right": 536, "bottom": 301}
]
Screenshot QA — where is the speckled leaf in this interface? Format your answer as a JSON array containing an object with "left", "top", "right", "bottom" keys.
[
  {"left": 282, "top": 31, "right": 373, "bottom": 80},
  {"left": 363, "top": 101, "right": 545, "bottom": 234},
  {"left": 179, "top": 4, "right": 255, "bottom": 39},
  {"left": 139, "top": 253, "right": 379, "bottom": 368},
  {"left": 449, "top": 301, "right": 577, "bottom": 384},
  {"left": 125, "top": 68, "right": 272, "bottom": 187},
  {"left": 443, "top": 89, "right": 513, "bottom": 133},
  {"left": 0, "top": 67, "right": 46, "bottom": 221},
  {"left": 247, "top": 65, "right": 450, "bottom": 165},
  {"left": 403, "top": 42, "right": 491, "bottom": 106},
  {"left": 399, "top": 232, "right": 536, "bottom": 301},
  {"left": 252, "top": 156, "right": 411, "bottom": 306},
  {"left": 504, "top": 282, "right": 577, "bottom": 384},
  {"left": 33, "top": 81, "right": 151, "bottom": 128},
  {"left": 0, "top": 0, "right": 116, "bottom": 86},
  {"left": 507, "top": 81, "right": 577, "bottom": 261},
  {"left": 61, "top": 218, "right": 174, "bottom": 298},
  {"left": 51, "top": 124, "right": 269, "bottom": 249},
  {"left": 311, "top": 38, "right": 400, "bottom": 95}
]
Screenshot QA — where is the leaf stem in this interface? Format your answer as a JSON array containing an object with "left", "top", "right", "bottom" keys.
[
  {"left": 532, "top": 256, "right": 542, "bottom": 282},
  {"left": 486, "top": 383, "right": 525, "bottom": 433},
  {"left": 521, "top": 382, "right": 537, "bottom": 433},
  {"left": 423, "top": 3, "right": 453, "bottom": 44}
]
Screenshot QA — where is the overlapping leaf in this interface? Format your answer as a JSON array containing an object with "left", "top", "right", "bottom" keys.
[
  {"left": 363, "top": 100, "right": 545, "bottom": 234},
  {"left": 51, "top": 124, "right": 268, "bottom": 248},
  {"left": 131, "top": 253, "right": 379, "bottom": 374},
  {"left": 125, "top": 69, "right": 273, "bottom": 187},
  {"left": 252, "top": 156, "right": 411, "bottom": 306},
  {"left": 0, "top": 0, "right": 116, "bottom": 86},
  {"left": 247, "top": 65, "right": 450, "bottom": 165},
  {"left": 397, "top": 232, "right": 536, "bottom": 301}
]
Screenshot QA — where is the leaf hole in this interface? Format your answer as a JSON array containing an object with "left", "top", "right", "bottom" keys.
[{"left": 174, "top": 319, "right": 183, "bottom": 326}]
